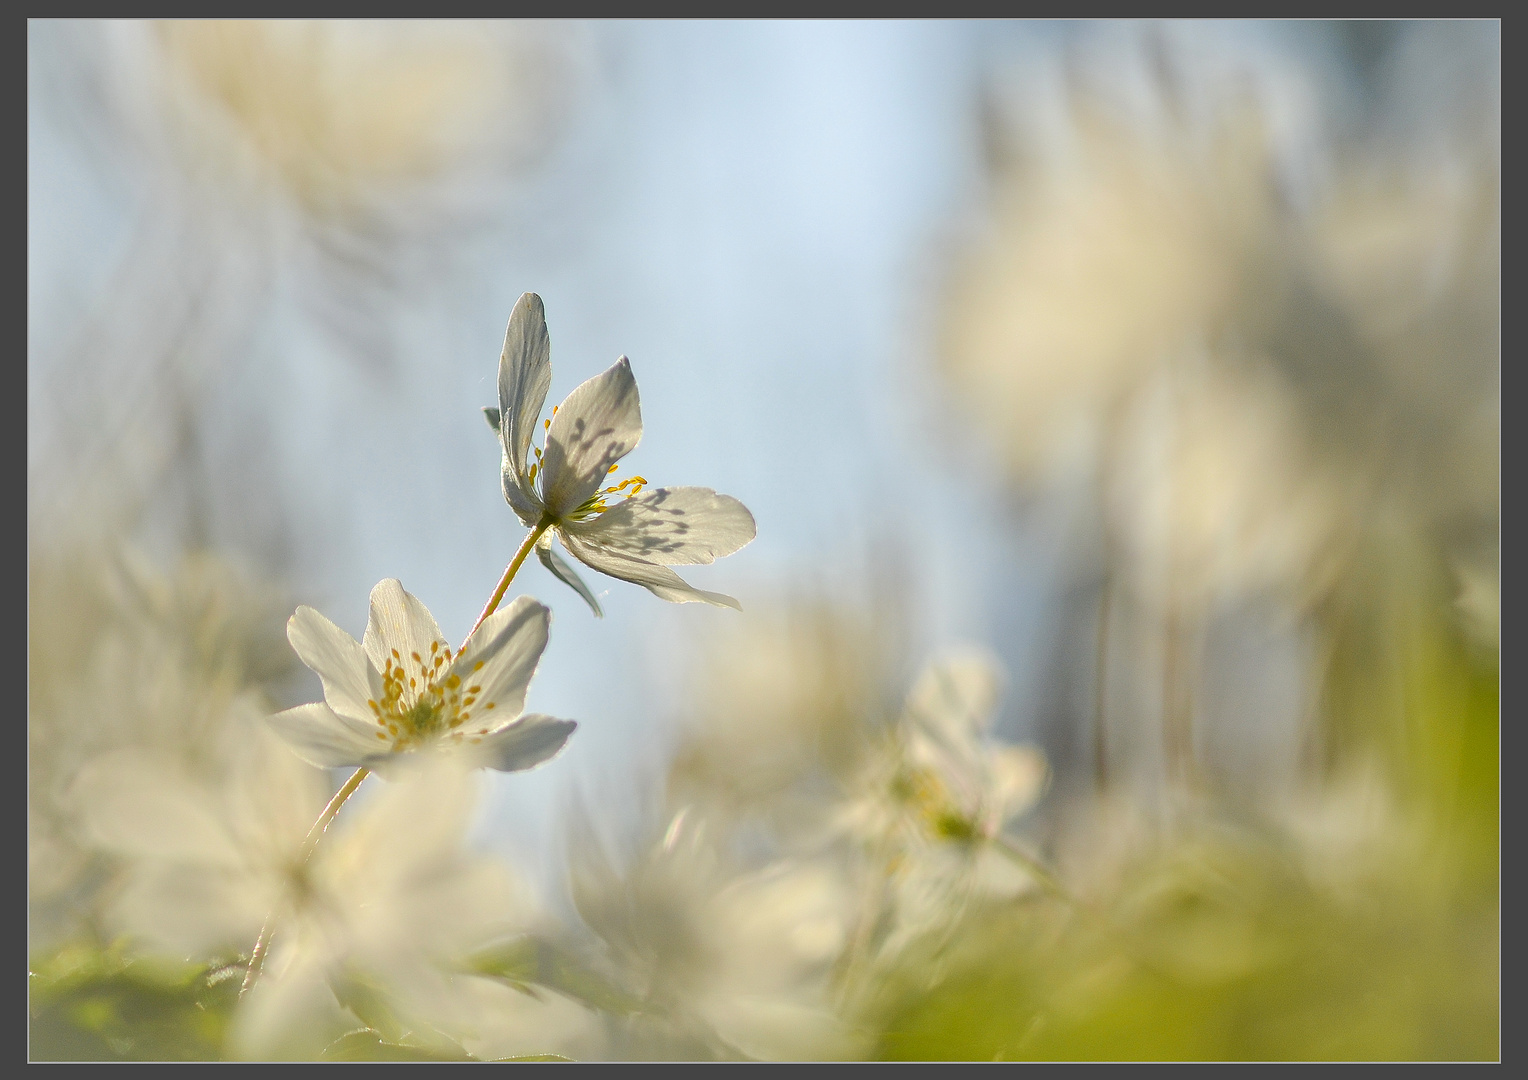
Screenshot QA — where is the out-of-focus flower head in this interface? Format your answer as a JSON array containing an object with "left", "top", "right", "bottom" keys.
[
  {"left": 486, "top": 292, "right": 757, "bottom": 611},
  {"left": 28, "top": 543, "right": 298, "bottom": 948},
  {"left": 664, "top": 595, "right": 906, "bottom": 831},
  {"left": 71, "top": 719, "right": 330, "bottom": 961},
  {"left": 941, "top": 21, "right": 1497, "bottom": 617},
  {"left": 235, "top": 756, "right": 537, "bottom": 1058},
  {"left": 270, "top": 578, "right": 575, "bottom": 774},
  {"left": 568, "top": 806, "right": 863, "bottom": 1060},
  {"left": 834, "top": 650, "right": 1048, "bottom": 962},
  {"left": 839, "top": 649, "right": 1046, "bottom": 852},
  {"left": 152, "top": 19, "right": 570, "bottom": 222}
]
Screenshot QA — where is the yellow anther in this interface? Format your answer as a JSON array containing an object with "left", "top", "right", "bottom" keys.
[
  {"left": 409, "top": 677, "right": 416, "bottom": 688},
  {"left": 544, "top": 418, "right": 551, "bottom": 430},
  {"left": 430, "top": 641, "right": 439, "bottom": 654},
  {"left": 446, "top": 674, "right": 461, "bottom": 689},
  {"left": 392, "top": 649, "right": 401, "bottom": 660},
  {"left": 468, "top": 685, "right": 482, "bottom": 694},
  {"left": 473, "top": 661, "right": 485, "bottom": 671},
  {"left": 462, "top": 697, "right": 476, "bottom": 707},
  {"left": 608, "top": 464, "right": 619, "bottom": 474},
  {"left": 484, "top": 702, "right": 496, "bottom": 710}
]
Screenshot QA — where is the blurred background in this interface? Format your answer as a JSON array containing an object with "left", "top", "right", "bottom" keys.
[{"left": 29, "top": 20, "right": 1497, "bottom": 1060}]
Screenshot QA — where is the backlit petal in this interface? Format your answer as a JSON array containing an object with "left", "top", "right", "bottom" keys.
[
  {"left": 469, "top": 713, "right": 577, "bottom": 772},
  {"left": 268, "top": 702, "right": 391, "bottom": 769},
  {"left": 540, "top": 357, "right": 642, "bottom": 518},
  {"left": 563, "top": 486, "right": 756, "bottom": 566},
  {"left": 561, "top": 530, "right": 741, "bottom": 609},
  {"left": 71, "top": 751, "right": 241, "bottom": 867},
  {"left": 448, "top": 595, "right": 550, "bottom": 723},
  {"left": 362, "top": 578, "right": 449, "bottom": 682},
  {"left": 287, "top": 605, "right": 376, "bottom": 725},
  {"left": 496, "top": 294, "right": 554, "bottom": 526}
]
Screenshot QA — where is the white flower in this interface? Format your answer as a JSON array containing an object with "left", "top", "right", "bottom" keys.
[
  {"left": 835, "top": 650, "right": 1049, "bottom": 958},
  {"left": 485, "top": 292, "right": 756, "bottom": 611},
  {"left": 269, "top": 578, "right": 575, "bottom": 773},
  {"left": 233, "top": 757, "right": 537, "bottom": 1059},
  {"left": 71, "top": 720, "right": 331, "bottom": 958},
  {"left": 569, "top": 807, "right": 862, "bottom": 1061},
  {"left": 841, "top": 649, "right": 1047, "bottom": 850}
]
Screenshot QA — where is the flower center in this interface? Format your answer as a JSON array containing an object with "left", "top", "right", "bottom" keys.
[
  {"left": 891, "top": 764, "right": 981, "bottom": 843},
  {"left": 366, "top": 640, "right": 501, "bottom": 752}
]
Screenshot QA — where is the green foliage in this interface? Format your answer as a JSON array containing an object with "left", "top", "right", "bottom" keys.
[
  {"left": 28, "top": 941, "right": 243, "bottom": 1061},
  {"left": 866, "top": 569, "right": 1499, "bottom": 1062}
]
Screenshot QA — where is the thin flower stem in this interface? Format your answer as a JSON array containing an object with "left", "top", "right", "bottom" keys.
[
  {"left": 240, "top": 765, "right": 371, "bottom": 998},
  {"left": 468, "top": 520, "right": 552, "bottom": 643},
  {"left": 991, "top": 832, "right": 1074, "bottom": 904}
]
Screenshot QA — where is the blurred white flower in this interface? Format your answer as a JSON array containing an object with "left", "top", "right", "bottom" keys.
[
  {"left": 835, "top": 650, "right": 1048, "bottom": 957},
  {"left": 839, "top": 649, "right": 1046, "bottom": 851},
  {"left": 269, "top": 578, "right": 575, "bottom": 773},
  {"left": 231, "top": 757, "right": 538, "bottom": 1059},
  {"left": 570, "top": 808, "right": 863, "bottom": 1060},
  {"left": 486, "top": 292, "right": 757, "bottom": 611},
  {"left": 71, "top": 720, "right": 329, "bottom": 959},
  {"left": 152, "top": 19, "right": 572, "bottom": 219}
]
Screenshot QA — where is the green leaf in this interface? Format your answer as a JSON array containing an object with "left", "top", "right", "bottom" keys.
[
  {"left": 467, "top": 935, "right": 640, "bottom": 1017},
  {"left": 320, "top": 1029, "right": 478, "bottom": 1062}
]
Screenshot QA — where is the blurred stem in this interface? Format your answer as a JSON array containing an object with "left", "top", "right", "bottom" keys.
[
  {"left": 1093, "top": 572, "right": 1112, "bottom": 792},
  {"left": 992, "top": 833, "right": 1074, "bottom": 904},
  {"left": 468, "top": 519, "right": 552, "bottom": 642},
  {"left": 240, "top": 766, "right": 370, "bottom": 998}
]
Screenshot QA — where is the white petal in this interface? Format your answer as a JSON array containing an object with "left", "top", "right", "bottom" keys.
[
  {"left": 990, "top": 745, "right": 1048, "bottom": 824},
  {"left": 560, "top": 531, "right": 741, "bottom": 609},
  {"left": 540, "top": 357, "right": 642, "bottom": 518},
  {"left": 538, "top": 535, "right": 603, "bottom": 617},
  {"left": 469, "top": 714, "right": 577, "bottom": 772},
  {"left": 562, "top": 486, "right": 756, "bottom": 566},
  {"left": 268, "top": 702, "right": 391, "bottom": 769},
  {"left": 498, "top": 292, "right": 553, "bottom": 485},
  {"left": 904, "top": 648, "right": 1006, "bottom": 741},
  {"left": 362, "top": 578, "right": 449, "bottom": 684},
  {"left": 448, "top": 595, "right": 550, "bottom": 725},
  {"left": 70, "top": 751, "right": 241, "bottom": 867},
  {"left": 287, "top": 605, "right": 376, "bottom": 725}
]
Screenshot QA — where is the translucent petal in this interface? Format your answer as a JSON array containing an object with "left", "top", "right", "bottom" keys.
[
  {"left": 498, "top": 292, "right": 553, "bottom": 479},
  {"left": 561, "top": 530, "right": 741, "bottom": 609},
  {"left": 448, "top": 595, "right": 550, "bottom": 724},
  {"left": 904, "top": 649, "right": 1006, "bottom": 741},
  {"left": 990, "top": 745, "right": 1048, "bottom": 824},
  {"left": 538, "top": 535, "right": 603, "bottom": 617},
  {"left": 362, "top": 578, "right": 449, "bottom": 684},
  {"left": 287, "top": 605, "right": 376, "bottom": 725},
  {"left": 71, "top": 750, "right": 241, "bottom": 867},
  {"left": 562, "top": 486, "right": 756, "bottom": 566},
  {"left": 470, "top": 714, "right": 577, "bottom": 773},
  {"left": 268, "top": 702, "right": 391, "bottom": 769},
  {"left": 540, "top": 357, "right": 642, "bottom": 519}
]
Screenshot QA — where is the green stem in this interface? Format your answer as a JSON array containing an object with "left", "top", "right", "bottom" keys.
[{"left": 468, "top": 519, "right": 552, "bottom": 643}]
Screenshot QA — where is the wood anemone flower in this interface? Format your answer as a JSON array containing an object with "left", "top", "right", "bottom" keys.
[
  {"left": 269, "top": 578, "right": 575, "bottom": 773},
  {"left": 485, "top": 292, "right": 757, "bottom": 613}
]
